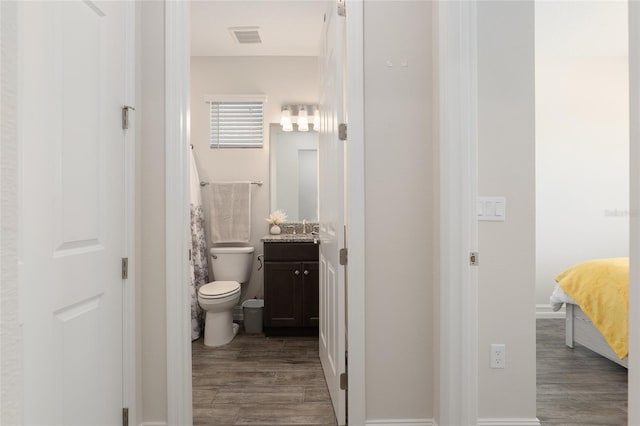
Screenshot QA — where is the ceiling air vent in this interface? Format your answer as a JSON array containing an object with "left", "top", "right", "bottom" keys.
[{"left": 229, "top": 26, "right": 262, "bottom": 44}]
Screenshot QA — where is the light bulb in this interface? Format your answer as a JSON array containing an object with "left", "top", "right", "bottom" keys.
[
  {"left": 280, "top": 106, "right": 292, "bottom": 127},
  {"left": 297, "top": 105, "right": 309, "bottom": 132}
]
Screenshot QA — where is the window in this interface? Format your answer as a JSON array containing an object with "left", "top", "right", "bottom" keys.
[{"left": 207, "top": 95, "right": 266, "bottom": 148}]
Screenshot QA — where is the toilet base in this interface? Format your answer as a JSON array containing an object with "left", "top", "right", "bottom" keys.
[{"left": 203, "top": 309, "right": 239, "bottom": 347}]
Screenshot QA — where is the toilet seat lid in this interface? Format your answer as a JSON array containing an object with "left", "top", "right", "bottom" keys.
[{"left": 199, "top": 281, "right": 240, "bottom": 298}]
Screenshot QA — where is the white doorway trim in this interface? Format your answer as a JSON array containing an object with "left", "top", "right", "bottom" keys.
[
  {"left": 1, "top": 2, "right": 22, "bottom": 424},
  {"left": 165, "top": 1, "right": 193, "bottom": 426},
  {"left": 122, "top": 1, "right": 138, "bottom": 424},
  {"left": 436, "top": 1, "right": 479, "bottom": 425},
  {"left": 345, "top": 1, "right": 366, "bottom": 424},
  {"left": 163, "top": 1, "right": 366, "bottom": 425},
  {"left": 628, "top": 3, "right": 640, "bottom": 424}
]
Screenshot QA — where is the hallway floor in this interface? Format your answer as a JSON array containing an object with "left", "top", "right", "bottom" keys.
[
  {"left": 537, "top": 319, "right": 627, "bottom": 425},
  {"left": 192, "top": 332, "right": 337, "bottom": 426}
]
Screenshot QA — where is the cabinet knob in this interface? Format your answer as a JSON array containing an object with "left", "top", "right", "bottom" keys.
[
  {"left": 304, "top": 270, "right": 309, "bottom": 275},
  {"left": 294, "top": 270, "right": 300, "bottom": 276}
]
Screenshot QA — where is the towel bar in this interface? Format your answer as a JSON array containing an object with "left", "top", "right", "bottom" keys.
[{"left": 200, "top": 181, "right": 263, "bottom": 187}]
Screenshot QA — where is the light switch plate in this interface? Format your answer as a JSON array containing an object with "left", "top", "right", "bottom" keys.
[{"left": 478, "top": 196, "right": 506, "bottom": 222}]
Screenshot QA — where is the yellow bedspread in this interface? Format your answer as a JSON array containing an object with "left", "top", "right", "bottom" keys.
[{"left": 555, "top": 257, "right": 628, "bottom": 359}]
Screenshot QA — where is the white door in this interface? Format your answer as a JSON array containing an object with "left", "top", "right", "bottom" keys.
[
  {"left": 19, "top": 1, "right": 131, "bottom": 425},
  {"left": 318, "top": 1, "right": 347, "bottom": 424}
]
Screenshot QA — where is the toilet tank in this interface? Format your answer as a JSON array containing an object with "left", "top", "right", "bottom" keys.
[{"left": 210, "top": 246, "right": 255, "bottom": 283}]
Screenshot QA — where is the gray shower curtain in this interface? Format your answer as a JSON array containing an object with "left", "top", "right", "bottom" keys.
[{"left": 190, "top": 149, "right": 209, "bottom": 340}]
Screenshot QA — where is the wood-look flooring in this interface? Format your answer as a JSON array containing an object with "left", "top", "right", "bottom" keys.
[
  {"left": 537, "top": 319, "right": 628, "bottom": 426},
  {"left": 192, "top": 333, "right": 337, "bottom": 426},
  {"left": 193, "top": 319, "right": 626, "bottom": 425}
]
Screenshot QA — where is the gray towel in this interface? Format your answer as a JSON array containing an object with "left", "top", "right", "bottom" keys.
[{"left": 208, "top": 182, "right": 251, "bottom": 243}]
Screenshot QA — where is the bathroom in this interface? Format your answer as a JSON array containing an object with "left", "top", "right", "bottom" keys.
[
  {"left": 188, "top": 2, "right": 334, "bottom": 424},
  {"left": 190, "top": 56, "right": 319, "bottom": 310}
]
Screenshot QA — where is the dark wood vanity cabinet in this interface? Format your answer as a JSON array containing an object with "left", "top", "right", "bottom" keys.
[{"left": 263, "top": 242, "right": 319, "bottom": 335}]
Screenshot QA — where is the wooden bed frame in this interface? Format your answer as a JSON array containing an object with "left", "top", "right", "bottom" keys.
[{"left": 565, "top": 303, "right": 628, "bottom": 368}]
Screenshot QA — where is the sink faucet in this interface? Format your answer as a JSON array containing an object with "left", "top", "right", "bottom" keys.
[{"left": 302, "top": 219, "right": 306, "bottom": 234}]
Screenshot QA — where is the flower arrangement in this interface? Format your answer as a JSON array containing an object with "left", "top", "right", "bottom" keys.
[{"left": 266, "top": 209, "right": 288, "bottom": 226}]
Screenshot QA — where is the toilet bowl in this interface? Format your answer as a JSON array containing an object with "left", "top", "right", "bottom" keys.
[
  {"left": 198, "top": 281, "right": 241, "bottom": 347},
  {"left": 198, "top": 246, "right": 255, "bottom": 347}
]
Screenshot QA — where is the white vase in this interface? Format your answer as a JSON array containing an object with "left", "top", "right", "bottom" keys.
[{"left": 270, "top": 224, "right": 281, "bottom": 235}]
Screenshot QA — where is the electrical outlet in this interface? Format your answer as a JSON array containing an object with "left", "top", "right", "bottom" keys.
[{"left": 491, "top": 344, "right": 506, "bottom": 369}]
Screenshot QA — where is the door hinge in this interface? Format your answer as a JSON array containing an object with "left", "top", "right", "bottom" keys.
[
  {"left": 340, "top": 372, "right": 348, "bottom": 390},
  {"left": 469, "top": 251, "right": 479, "bottom": 266},
  {"left": 339, "top": 248, "right": 348, "bottom": 266},
  {"left": 338, "top": 123, "right": 347, "bottom": 141},
  {"left": 337, "top": 0, "right": 346, "bottom": 17},
  {"left": 122, "top": 258, "right": 129, "bottom": 279},
  {"left": 122, "top": 407, "right": 129, "bottom": 426},
  {"left": 122, "top": 105, "right": 135, "bottom": 130}
]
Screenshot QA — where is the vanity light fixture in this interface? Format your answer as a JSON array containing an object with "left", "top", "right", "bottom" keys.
[
  {"left": 279, "top": 104, "right": 319, "bottom": 132},
  {"left": 297, "top": 105, "right": 309, "bottom": 132}
]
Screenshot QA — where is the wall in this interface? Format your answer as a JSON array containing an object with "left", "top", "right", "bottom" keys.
[
  {"left": 535, "top": 1, "right": 629, "bottom": 309},
  {"left": 190, "top": 56, "right": 319, "bottom": 301},
  {"left": 477, "top": 1, "right": 537, "bottom": 421},
  {"left": 364, "top": 1, "right": 435, "bottom": 422},
  {"left": 137, "top": 1, "right": 168, "bottom": 423}
]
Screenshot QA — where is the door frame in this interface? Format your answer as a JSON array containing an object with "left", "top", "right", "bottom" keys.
[
  {"left": 1, "top": 1, "right": 22, "bottom": 424},
  {"left": 164, "top": 1, "right": 193, "bottom": 425},
  {"left": 345, "top": 1, "right": 366, "bottom": 425},
  {"left": 122, "top": 2, "right": 137, "bottom": 424},
  {"left": 435, "top": 1, "right": 479, "bottom": 425},
  {"left": 163, "top": 1, "right": 366, "bottom": 425},
  {"left": 628, "top": 2, "right": 640, "bottom": 424}
]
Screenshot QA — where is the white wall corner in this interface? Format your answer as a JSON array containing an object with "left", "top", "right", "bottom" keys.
[
  {"left": 477, "top": 418, "right": 541, "bottom": 426},
  {"left": 536, "top": 304, "right": 565, "bottom": 319},
  {"left": 366, "top": 419, "right": 437, "bottom": 426}
]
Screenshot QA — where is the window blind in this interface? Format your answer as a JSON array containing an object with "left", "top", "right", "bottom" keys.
[{"left": 209, "top": 100, "right": 264, "bottom": 148}]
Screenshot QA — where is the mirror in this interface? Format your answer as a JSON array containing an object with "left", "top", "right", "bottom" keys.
[{"left": 269, "top": 123, "right": 319, "bottom": 222}]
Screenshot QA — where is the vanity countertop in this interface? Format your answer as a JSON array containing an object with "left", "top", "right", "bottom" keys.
[{"left": 261, "top": 234, "right": 316, "bottom": 243}]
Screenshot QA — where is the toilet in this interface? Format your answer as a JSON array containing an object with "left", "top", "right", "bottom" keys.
[{"left": 198, "top": 246, "right": 254, "bottom": 347}]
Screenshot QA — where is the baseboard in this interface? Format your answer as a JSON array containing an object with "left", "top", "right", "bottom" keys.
[
  {"left": 139, "top": 422, "right": 168, "bottom": 426},
  {"left": 478, "top": 418, "right": 541, "bottom": 426},
  {"left": 536, "top": 303, "right": 565, "bottom": 319},
  {"left": 366, "top": 419, "right": 436, "bottom": 426}
]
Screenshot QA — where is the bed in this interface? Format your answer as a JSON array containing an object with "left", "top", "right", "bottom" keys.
[{"left": 550, "top": 257, "right": 628, "bottom": 368}]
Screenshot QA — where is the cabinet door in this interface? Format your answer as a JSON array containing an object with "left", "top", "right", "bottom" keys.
[
  {"left": 302, "top": 262, "right": 320, "bottom": 327},
  {"left": 264, "top": 262, "right": 303, "bottom": 327}
]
